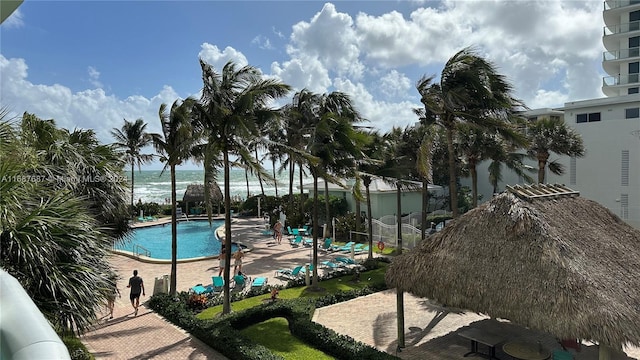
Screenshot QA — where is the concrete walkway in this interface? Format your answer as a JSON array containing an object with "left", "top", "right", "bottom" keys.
[{"left": 82, "top": 217, "right": 640, "bottom": 359}]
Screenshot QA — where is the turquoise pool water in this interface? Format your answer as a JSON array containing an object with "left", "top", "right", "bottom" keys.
[{"left": 116, "top": 220, "right": 232, "bottom": 260}]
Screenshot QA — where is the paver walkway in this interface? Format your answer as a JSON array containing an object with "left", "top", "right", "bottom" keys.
[{"left": 82, "top": 216, "right": 640, "bottom": 360}]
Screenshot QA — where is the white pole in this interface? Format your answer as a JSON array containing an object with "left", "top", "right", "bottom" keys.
[
  {"left": 257, "top": 197, "right": 261, "bottom": 218},
  {"left": 332, "top": 217, "right": 335, "bottom": 240}
]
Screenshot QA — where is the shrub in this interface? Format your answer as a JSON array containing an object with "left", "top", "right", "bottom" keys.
[{"left": 63, "top": 336, "right": 94, "bottom": 360}]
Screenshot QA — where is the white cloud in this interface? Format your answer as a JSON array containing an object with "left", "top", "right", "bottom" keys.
[
  {"left": 198, "top": 43, "right": 249, "bottom": 70},
  {"left": 251, "top": 35, "right": 274, "bottom": 50},
  {"left": 0, "top": 55, "right": 179, "bottom": 145},
  {"left": 87, "top": 66, "right": 103, "bottom": 88},
  {"left": 271, "top": 55, "right": 331, "bottom": 93},
  {"left": 2, "top": 8, "right": 24, "bottom": 29},
  {"left": 378, "top": 70, "right": 412, "bottom": 99}
]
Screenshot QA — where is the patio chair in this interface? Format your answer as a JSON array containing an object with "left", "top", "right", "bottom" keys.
[
  {"left": 339, "top": 243, "right": 364, "bottom": 253},
  {"left": 334, "top": 241, "right": 355, "bottom": 252},
  {"left": 290, "top": 235, "right": 303, "bottom": 247},
  {"left": 251, "top": 277, "right": 267, "bottom": 289},
  {"left": 211, "top": 276, "right": 224, "bottom": 292},
  {"left": 190, "top": 284, "right": 214, "bottom": 295},
  {"left": 354, "top": 245, "right": 370, "bottom": 254},
  {"left": 137, "top": 216, "right": 146, "bottom": 222},
  {"left": 232, "top": 273, "right": 249, "bottom": 290},
  {"left": 321, "top": 261, "right": 344, "bottom": 270},
  {"left": 334, "top": 256, "right": 357, "bottom": 265},
  {"left": 274, "top": 265, "right": 303, "bottom": 280},
  {"left": 319, "top": 238, "right": 333, "bottom": 252}
]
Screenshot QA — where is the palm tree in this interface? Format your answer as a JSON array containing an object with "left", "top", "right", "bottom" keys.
[
  {"left": 151, "top": 98, "right": 198, "bottom": 295},
  {"left": 487, "top": 140, "right": 533, "bottom": 194},
  {"left": 1, "top": 111, "right": 128, "bottom": 334},
  {"left": 195, "top": 60, "right": 291, "bottom": 314},
  {"left": 417, "top": 47, "right": 526, "bottom": 217},
  {"left": 526, "top": 116, "right": 585, "bottom": 183},
  {"left": 111, "top": 118, "right": 154, "bottom": 210}
]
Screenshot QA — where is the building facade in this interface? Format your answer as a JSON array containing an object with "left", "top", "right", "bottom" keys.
[{"left": 602, "top": 0, "right": 640, "bottom": 96}]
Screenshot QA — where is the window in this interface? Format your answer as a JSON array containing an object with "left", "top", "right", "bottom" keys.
[
  {"left": 626, "top": 108, "right": 640, "bottom": 119},
  {"left": 576, "top": 114, "right": 587, "bottom": 123},
  {"left": 629, "top": 87, "right": 639, "bottom": 94},
  {"left": 588, "top": 113, "right": 601, "bottom": 122},
  {"left": 576, "top": 113, "right": 600, "bottom": 123}
]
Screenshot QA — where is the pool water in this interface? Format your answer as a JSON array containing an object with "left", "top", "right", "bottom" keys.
[{"left": 116, "top": 220, "right": 233, "bottom": 260}]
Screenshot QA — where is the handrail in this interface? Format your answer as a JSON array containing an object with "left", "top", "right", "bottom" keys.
[
  {"left": 133, "top": 244, "right": 151, "bottom": 258},
  {"left": 0, "top": 270, "right": 71, "bottom": 359}
]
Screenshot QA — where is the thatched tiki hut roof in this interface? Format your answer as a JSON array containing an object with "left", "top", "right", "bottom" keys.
[
  {"left": 385, "top": 184, "right": 640, "bottom": 349},
  {"left": 182, "top": 183, "right": 223, "bottom": 211}
]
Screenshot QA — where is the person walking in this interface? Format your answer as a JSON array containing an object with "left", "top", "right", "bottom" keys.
[
  {"left": 273, "top": 220, "right": 283, "bottom": 245},
  {"left": 233, "top": 248, "right": 245, "bottom": 274},
  {"left": 106, "top": 275, "right": 121, "bottom": 320},
  {"left": 127, "top": 269, "right": 145, "bottom": 316},
  {"left": 218, "top": 245, "right": 226, "bottom": 277}
]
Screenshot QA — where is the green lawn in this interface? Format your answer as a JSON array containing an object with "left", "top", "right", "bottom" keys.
[
  {"left": 196, "top": 263, "right": 388, "bottom": 319},
  {"left": 241, "top": 317, "right": 335, "bottom": 360}
]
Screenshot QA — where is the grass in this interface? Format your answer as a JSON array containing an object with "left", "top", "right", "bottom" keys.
[
  {"left": 196, "top": 263, "right": 388, "bottom": 319},
  {"left": 241, "top": 317, "right": 335, "bottom": 360}
]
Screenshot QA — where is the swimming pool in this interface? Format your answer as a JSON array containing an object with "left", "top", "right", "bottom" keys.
[{"left": 115, "top": 220, "right": 234, "bottom": 260}]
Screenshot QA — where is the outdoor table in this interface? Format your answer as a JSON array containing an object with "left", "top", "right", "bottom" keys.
[
  {"left": 458, "top": 328, "right": 504, "bottom": 360},
  {"left": 502, "top": 340, "right": 551, "bottom": 360},
  {"left": 297, "top": 228, "right": 307, "bottom": 236}
]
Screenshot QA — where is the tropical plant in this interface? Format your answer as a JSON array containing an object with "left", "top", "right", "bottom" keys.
[
  {"left": 417, "top": 47, "right": 526, "bottom": 217},
  {"left": 111, "top": 118, "right": 154, "bottom": 210},
  {"left": 1, "top": 111, "right": 128, "bottom": 334},
  {"left": 525, "top": 116, "right": 585, "bottom": 183},
  {"left": 194, "top": 60, "right": 291, "bottom": 314},
  {"left": 151, "top": 98, "right": 199, "bottom": 295}
]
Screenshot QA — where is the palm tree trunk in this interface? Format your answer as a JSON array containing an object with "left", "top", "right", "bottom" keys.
[
  {"left": 311, "top": 169, "right": 319, "bottom": 287},
  {"left": 421, "top": 180, "right": 428, "bottom": 240},
  {"left": 470, "top": 161, "right": 478, "bottom": 208},
  {"left": 245, "top": 169, "right": 250, "bottom": 198},
  {"left": 299, "top": 164, "right": 304, "bottom": 213},
  {"left": 396, "top": 181, "right": 405, "bottom": 348},
  {"left": 446, "top": 128, "right": 459, "bottom": 217},
  {"left": 130, "top": 160, "right": 135, "bottom": 211},
  {"left": 366, "top": 184, "right": 373, "bottom": 260},
  {"left": 255, "top": 148, "right": 265, "bottom": 196},
  {"left": 354, "top": 197, "right": 361, "bottom": 243},
  {"left": 222, "top": 152, "right": 232, "bottom": 314},
  {"left": 324, "top": 179, "right": 330, "bottom": 238},
  {"left": 537, "top": 152, "right": 549, "bottom": 183},
  {"left": 170, "top": 165, "right": 177, "bottom": 295},
  {"left": 272, "top": 159, "right": 278, "bottom": 197},
  {"left": 288, "top": 159, "right": 294, "bottom": 212}
]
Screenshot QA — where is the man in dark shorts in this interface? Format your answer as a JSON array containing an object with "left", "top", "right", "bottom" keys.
[{"left": 127, "top": 269, "right": 145, "bottom": 316}]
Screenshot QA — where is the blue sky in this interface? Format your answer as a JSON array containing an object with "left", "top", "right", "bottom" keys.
[{"left": 1, "top": 1, "right": 605, "bottom": 169}]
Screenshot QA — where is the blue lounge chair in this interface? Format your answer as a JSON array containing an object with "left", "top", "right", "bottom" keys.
[
  {"left": 191, "top": 284, "right": 214, "bottom": 295},
  {"left": 334, "top": 241, "right": 355, "bottom": 252},
  {"left": 232, "top": 274, "right": 248, "bottom": 290},
  {"left": 320, "top": 238, "right": 333, "bottom": 251},
  {"left": 211, "top": 276, "right": 224, "bottom": 292},
  {"left": 137, "top": 216, "right": 146, "bottom": 222},
  {"left": 334, "top": 256, "right": 357, "bottom": 265},
  {"left": 354, "top": 245, "right": 370, "bottom": 254},
  {"left": 321, "top": 261, "right": 343, "bottom": 269},
  {"left": 251, "top": 277, "right": 267, "bottom": 289},
  {"left": 339, "top": 243, "right": 363, "bottom": 253},
  {"left": 290, "top": 235, "right": 303, "bottom": 247},
  {"left": 274, "top": 265, "right": 303, "bottom": 279}
]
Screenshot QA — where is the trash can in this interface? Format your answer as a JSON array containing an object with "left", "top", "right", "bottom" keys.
[{"left": 153, "top": 275, "right": 169, "bottom": 295}]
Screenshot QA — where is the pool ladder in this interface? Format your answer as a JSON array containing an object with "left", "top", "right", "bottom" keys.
[{"left": 133, "top": 244, "right": 151, "bottom": 258}]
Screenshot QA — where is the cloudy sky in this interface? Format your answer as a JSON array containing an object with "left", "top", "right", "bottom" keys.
[{"left": 1, "top": 1, "right": 606, "bottom": 169}]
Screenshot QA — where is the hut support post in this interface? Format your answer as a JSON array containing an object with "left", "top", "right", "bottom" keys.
[
  {"left": 598, "top": 345, "right": 610, "bottom": 360},
  {"left": 396, "top": 182, "right": 405, "bottom": 349}
]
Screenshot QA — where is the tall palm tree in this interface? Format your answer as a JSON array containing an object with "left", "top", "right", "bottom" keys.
[
  {"left": 526, "top": 116, "right": 585, "bottom": 183},
  {"left": 417, "top": 47, "right": 526, "bottom": 217},
  {"left": 151, "top": 98, "right": 198, "bottom": 295},
  {"left": 195, "top": 60, "right": 291, "bottom": 314},
  {"left": 111, "top": 118, "right": 154, "bottom": 210},
  {"left": 305, "top": 95, "right": 368, "bottom": 286},
  {"left": 487, "top": 140, "right": 533, "bottom": 194}
]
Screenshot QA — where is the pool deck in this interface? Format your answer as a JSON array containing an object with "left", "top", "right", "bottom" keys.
[{"left": 82, "top": 216, "right": 640, "bottom": 360}]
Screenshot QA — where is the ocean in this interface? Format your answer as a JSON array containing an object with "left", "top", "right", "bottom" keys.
[{"left": 128, "top": 168, "right": 305, "bottom": 204}]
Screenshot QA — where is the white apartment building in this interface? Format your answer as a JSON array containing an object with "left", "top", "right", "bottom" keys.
[{"left": 469, "top": 1, "right": 640, "bottom": 228}]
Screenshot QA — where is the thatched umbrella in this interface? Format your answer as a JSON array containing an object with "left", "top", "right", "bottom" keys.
[
  {"left": 386, "top": 184, "right": 640, "bottom": 353},
  {"left": 182, "top": 183, "right": 222, "bottom": 215}
]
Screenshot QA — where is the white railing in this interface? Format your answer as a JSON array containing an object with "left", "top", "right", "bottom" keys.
[
  {"left": 370, "top": 218, "right": 423, "bottom": 250},
  {"left": 133, "top": 244, "right": 151, "bottom": 258}
]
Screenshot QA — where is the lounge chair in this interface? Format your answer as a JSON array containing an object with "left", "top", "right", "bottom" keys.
[
  {"left": 137, "top": 216, "right": 146, "bottom": 222},
  {"left": 321, "top": 261, "right": 343, "bottom": 269},
  {"left": 339, "top": 243, "right": 364, "bottom": 253},
  {"left": 334, "top": 256, "right": 357, "bottom": 265},
  {"left": 191, "top": 284, "right": 213, "bottom": 295},
  {"left": 334, "top": 241, "right": 355, "bottom": 252},
  {"left": 251, "top": 277, "right": 267, "bottom": 289},
  {"left": 274, "top": 265, "right": 303, "bottom": 280},
  {"left": 319, "top": 238, "right": 333, "bottom": 251},
  {"left": 145, "top": 216, "right": 156, "bottom": 221},
  {"left": 354, "top": 245, "right": 370, "bottom": 254},
  {"left": 232, "top": 274, "right": 249, "bottom": 290},
  {"left": 290, "top": 235, "right": 303, "bottom": 247},
  {"left": 211, "top": 276, "right": 224, "bottom": 292}
]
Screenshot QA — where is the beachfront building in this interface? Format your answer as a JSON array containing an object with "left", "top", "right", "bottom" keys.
[
  {"left": 602, "top": 0, "right": 640, "bottom": 96},
  {"left": 304, "top": 178, "right": 446, "bottom": 220}
]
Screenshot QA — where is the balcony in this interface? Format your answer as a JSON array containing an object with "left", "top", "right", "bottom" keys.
[
  {"left": 604, "top": 0, "right": 640, "bottom": 10},
  {"left": 603, "top": 47, "right": 640, "bottom": 61},
  {"left": 602, "top": 74, "right": 640, "bottom": 96},
  {"left": 603, "top": 20, "right": 640, "bottom": 35}
]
